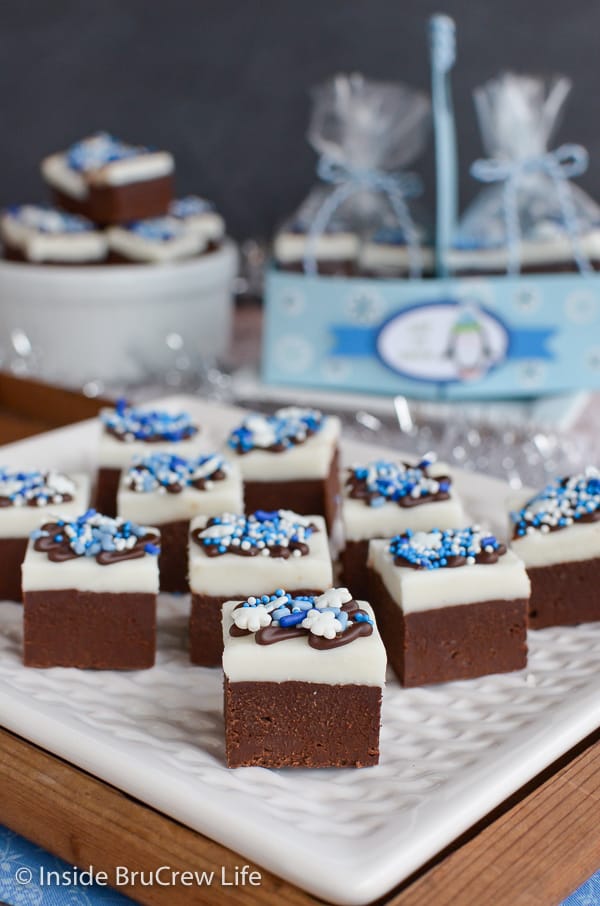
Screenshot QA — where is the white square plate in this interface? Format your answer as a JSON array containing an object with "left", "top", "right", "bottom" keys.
[{"left": 0, "top": 396, "right": 598, "bottom": 905}]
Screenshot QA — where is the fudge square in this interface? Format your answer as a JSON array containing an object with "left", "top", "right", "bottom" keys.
[
  {"left": 41, "top": 132, "right": 174, "bottom": 225},
  {"left": 223, "top": 587, "right": 386, "bottom": 768},
  {"left": 106, "top": 216, "right": 207, "bottom": 264},
  {"left": 118, "top": 452, "right": 243, "bottom": 593},
  {"left": 226, "top": 407, "right": 341, "bottom": 529},
  {"left": 0, "top": 204, "right": 107, "bottom": 265},
  {"left": 510, "top": 468, "right": 600, "bottom": 628},
  {"left": 97, "top": 400, "right": 204, "bottom": 518},
  {"left": 368, "top": 527, "right": 530, "bottom": 687},
  {"left": 341, "top": 455, "right": 466, "bottom": 601},
  {"left": 0, "top": 468, "right": 90, "bottom": 602},
  {"left": 188, "top": 509, "right": 333, "bottom": 666},
  {"left": 22, "top": 511, "right": 160, "bottom": 669}
]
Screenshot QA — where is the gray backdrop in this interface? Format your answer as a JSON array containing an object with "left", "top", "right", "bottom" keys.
[{"left": 3, "top": 0, "right": 599, "bottom": 238}]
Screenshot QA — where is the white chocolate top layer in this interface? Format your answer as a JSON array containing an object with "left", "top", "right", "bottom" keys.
[
  {"left": 21, "top": 533, "right": 160, "bottom": 594},
  {"left": 106, "top": 221, "right": 206, "bottom": 263},
  {"left": 510, "top": 520, "right": 600, "bottom": 568},
  {"left": 0, "top": 210, "right": 107, "bottom": 263},
  {"left": 274, "top": 231, "right": 360, "bottom": 264},
  {"left": 0, "top": 473, "right": 91, "bottom": 539},
  {"left": 228, "top": 416, "right": 341, "bottom": 482},
  {"left": 359, "top": 242, "right": 435, "bottom": 273},
  {"left": 222, "top": 599, "right": 386, "bottom": 686},
  {"left": 118, "top": 463, "right": 243, "bottom": 525},
  {"left": 448, "top": 230, "right": 600, "bottom": 272},
  {"left": 342, "top": 462, "right": 465, "bottom": 542},
  {"left": 189, "top": 513, "right": 333, "bottom": 596},
  {"left": 368, "top": 539, "right": 530, "bottom": 613}
]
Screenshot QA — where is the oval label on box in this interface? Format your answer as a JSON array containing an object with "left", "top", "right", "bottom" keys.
[{"left": 376, "top": 301, "right": 509, "bottom": 384}]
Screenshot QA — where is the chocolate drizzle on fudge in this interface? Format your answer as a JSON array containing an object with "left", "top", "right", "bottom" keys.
[
  {"left": 229, "top": 588, "right": 373, "bottom": 650},
  {"left": 191, "top": 510, "right": 317, "bottom": 558},
  {"left": 227, "top": 407, "right": 324, "bottom": 455},
  {"left": 346, "top": 455, "right": 451, "bottom": 508},
  {"left": 101, "top": 399, "right": 198, "bottom": 444},
  {"left": 124, "top": 452, "right": 228, "bottom": 495},
  {"left": 390, "top": 527, "right": 506, "bottom": 570},
  {"left": 511, "top": 468, "right": 600, "bottom": 539},
  {"left": 0, "top": 468, "right": 75, "bottom": 508},
  {"left": 32, "top": 510, "right": 160, "bottom": 565}
]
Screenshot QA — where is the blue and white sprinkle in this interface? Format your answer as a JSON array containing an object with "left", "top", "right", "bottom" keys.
[
  {"left": 232, "top": 587, "right": 372, "bottom": 638},
  {"left": 228, "top": 407, "right": 324, "bottom": 453},
  {"left": 102, "top": 400, "right": 197, "bottom": 442},
  {"left": 66, "top": 132, "right": 142, "bottom": 172},
  {"left": 390, "top": 527, "right": 504, "bottom": 570},
  {"left": 169, "top": 196, "right": 215, "bottom": 219},
  {"left": 124, "top": 216, "right": 183, "bottom": 243},
  {"left": 0, "top": 468, "right": 76, "bottom": 507},
  {"left": 511, "top": 467, "right": 600, "bottom": 537},
  {"left": 125, "top": 452, "right": 228, "bottom": 493},
  {"left": 197, "top": 509, "right": 314, "bottom": 556},
  {"left": 31, "top": 509, "right": 158, "bottom": 558},
  {"left": 349, "top": 455, "right": 450, "bottom": 507},
  {"left": 6, "top": 204, "right": 95, "bottom": 234}
]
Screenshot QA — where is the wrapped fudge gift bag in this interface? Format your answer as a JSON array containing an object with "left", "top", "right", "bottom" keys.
[
  {"left": 273, "top": 73, "right": 433, "bottom": 278},
  {"left": 450, "top": 72, "right": 600, "bottom": 275}
]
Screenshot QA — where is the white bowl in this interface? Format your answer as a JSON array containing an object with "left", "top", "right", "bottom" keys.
[{"left": 0, "top": 240, "right": 238, "bottom": 385}]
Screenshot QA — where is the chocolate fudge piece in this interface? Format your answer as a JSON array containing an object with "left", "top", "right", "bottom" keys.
[
  {"left": 447, "top": 231, "right": 600, "bottom": 276},
  {"left": 41, "top": 132, "right": 174, "bottom": 226},
  {"left": 22, "top": 510, "right": 160, "bottom": 668},
  {"left": 188, "top": 509, "right": 333, "bottom": 666},
  {"left": 274, "top": 224, "right": 360, "bottom": 275},
  {"left": 358, "top": 226, "right": 435, "bottom": 278},
  {"left": 227, "top": 407, "right": 341, "bottom": 530},
  {"left": 96, "top": 400, "right": 204, "bottom": 517},
  {"left": 510, "top": 468, "right": 600, "bottom": 628},
  {"left": 106, "top": 216, "right": 207, "bottom": 264},
  {"left": 118, "top": 451, "right": 243, "bottom": 593},
  {"left": 169, "top": 196, "right": 225, "bottom": 250},
  {"left": 0, "top": 468, "right": 90, "bottom": 602},
  {"left": 223, "top": 587, "right": 386, "bottom": 768},
  {"left": 341, "top": 455, "right": 466, "bottom": 601},
  {"left": 0, "top": 205, "right": 107, "bottom": 265},
  {"left": 368, "top": 527, "right": 530, "bottom": 686}
]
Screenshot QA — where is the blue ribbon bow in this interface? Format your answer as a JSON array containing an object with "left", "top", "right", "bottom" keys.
[
  {"left": 303, "top": 155, "right": 424, "bottom": 278},
  {"left": 470, "top": 143, "right": 592, "bottom": 276}
]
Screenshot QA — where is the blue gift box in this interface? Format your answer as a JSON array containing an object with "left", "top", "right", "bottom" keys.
[{"left": 262, "top": 17, "right": 600, "bottom": 400}]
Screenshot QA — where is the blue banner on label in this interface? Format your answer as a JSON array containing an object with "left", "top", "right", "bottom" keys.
[{"left": 330, "top": 301, "right": 556, "bottom": 384}]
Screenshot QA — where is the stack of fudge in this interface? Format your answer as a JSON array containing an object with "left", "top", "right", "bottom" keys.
[
  {"left": 0, "top": 132, "right": 225, "bottom": 265},
  {"left": 3, "top": 397, "right": 599, "bottom": 771},
  {"left": 273, "top": 221, "right": 435, "bottom": 279}
]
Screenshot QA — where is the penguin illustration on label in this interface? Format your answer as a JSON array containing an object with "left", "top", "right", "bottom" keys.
[{"left": 445, "top": 301, "right": 494, "bottom": 381}]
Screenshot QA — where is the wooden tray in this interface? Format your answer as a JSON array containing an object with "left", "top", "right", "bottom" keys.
[{"left": 0, "top": 373, "right": 597, "bottom": 906}]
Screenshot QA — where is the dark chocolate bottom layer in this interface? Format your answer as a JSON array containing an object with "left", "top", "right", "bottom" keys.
[
  {"left": 369, "top": 569, "right": 528, "bottom": 686},
  {"left": 51, "top": 176, "right": 173, "bottom": 227},
  {"left": 453, "top": 261, "right": 600, "bottom": 276},
  {"left": 0, "top": 536, "right": 28, "bottom": 602},
  {"left": 225, "top": 678, "right": 381, "bottom": 768},
  {"left": 340, "top": 539, "right": 371, "bottom": 602},
  {"left": 157, "top": 519, "right": 190, "bottom": 593},
  {"left": 277, "top": 260, "right": 357, "bottom": 276},
  {"left": 528, "top": 557, "right": 600, "bottom": 628},
  {"left": 24, "top": 589, "right": 156, "bottom": 669},
  {"left": 190, "top": 587, "right": 322, "bottom": 667},
  {"left": 243, "top": 448, "right": 340, "bottom": 531},
  {"left": 95, "top": 467, "right": 121, "bottom": 518}
]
